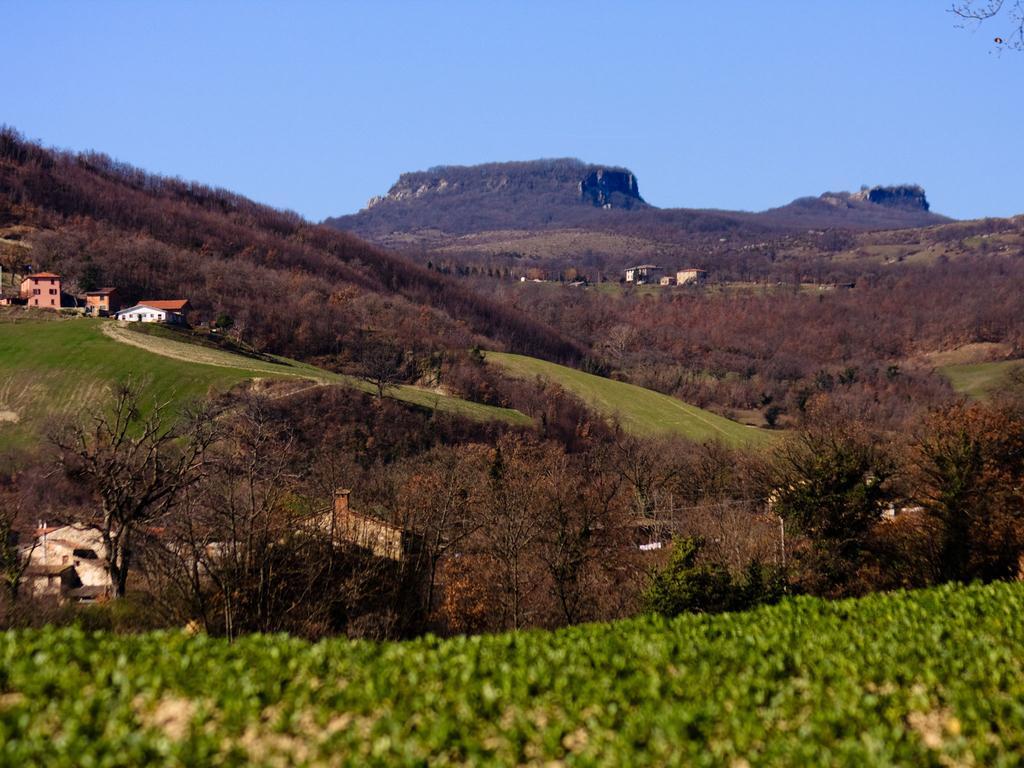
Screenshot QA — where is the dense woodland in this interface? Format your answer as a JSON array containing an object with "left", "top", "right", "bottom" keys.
[{"left": 5, "top": 379, "right": 1024, "bottom": 639}]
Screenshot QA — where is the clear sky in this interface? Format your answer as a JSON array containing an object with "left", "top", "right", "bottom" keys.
[{"left": 4, "top": 1, "right": 1022, "bottom": 221}]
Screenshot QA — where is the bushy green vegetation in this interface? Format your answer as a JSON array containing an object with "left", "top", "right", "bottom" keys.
[
  {"left": 4, "top": 582, "right": 1024, "bottom": 765},
  {"left": 0, "top": 316, "right": 529, "bottom": 448},
  {"left": 644, "top": 537, "right": 786, "bottom": 617},
  {"left": 486, "top": 351, "right": 770, "bottom": 447}
]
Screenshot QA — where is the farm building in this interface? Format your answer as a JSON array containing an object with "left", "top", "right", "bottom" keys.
[
  {"left": 115, "top": 299, "right": 190, "bottom": 325},
  {"left": 659, "top": 276, "right": 676, "bottom": 286},
  {"left": 84, "top": 287, "right": 121, "bottom": 315},
  {"left": 19, "top": 272, "right": 62, "bottom": 309},
  {"left": 327, "top": 489, "right": 419, "bottom": 561},
  {"left": 676, "top": 268, "right": 708, "bottom": 286},
  {"left": 624, "top": 265, "right": 664, "bottom": 284}
]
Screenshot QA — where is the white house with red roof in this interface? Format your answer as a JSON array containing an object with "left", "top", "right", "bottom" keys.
[{"left": 115, "top": 299, "right": 191, "bottom": 325}]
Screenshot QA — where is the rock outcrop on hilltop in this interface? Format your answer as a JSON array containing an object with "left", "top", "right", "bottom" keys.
[
  {"left": 362, "top": 159, "right": 645, "bottom": 212},
  {"left": 853, "top": 185, "right": 930, "bottom": 211},
  {"left": 329, "top": 159, "right": 649, "bottom": 234},
  {"left": 328, "top": 161, "right": 948, "bottom": 239},
  {"left": 579, "top": 169, "right": 644, "bottom": 209},
  {"left": 819, "top": 185, "right": 932, "bottom": 212}
]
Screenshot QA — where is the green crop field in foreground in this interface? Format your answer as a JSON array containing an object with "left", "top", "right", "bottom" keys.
[
  {"left": 0, "top": 315, "right": 528, "bottom": 447},
  {"left": 486, "top": 351, "right": 771, "bottom": 447},
  {"left": 3, "top": 582, "right": 1024, "bottom": 765},
  {"left": 940, "top": 358, "right": 1024, "bottom": 400}
]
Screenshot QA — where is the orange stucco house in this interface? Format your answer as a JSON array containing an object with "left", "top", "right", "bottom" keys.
[
  {"left": 85, "top": 287, "right": 121, "bottom": 315},
  {"left": 20, "top": 272, "right": 62, "bottom": 309}
]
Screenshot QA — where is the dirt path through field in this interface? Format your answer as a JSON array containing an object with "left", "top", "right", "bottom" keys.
[{"left": 101, "top": 323, "right": 329, "bottom": 381}]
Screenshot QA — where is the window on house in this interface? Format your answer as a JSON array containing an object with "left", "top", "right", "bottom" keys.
[
  {"left": 32, "top": 288, "right": 40, "bottom": 295},
  {"left": 49, "top": 288, "right": 57, "bottom": 295}
]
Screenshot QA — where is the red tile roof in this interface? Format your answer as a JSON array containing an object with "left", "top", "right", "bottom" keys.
[
  {"left": 138, "top": 299, "right": 190, "bottom": 311},
  {"left": 25, "top": 272, "right": 61, "bottom": 279},
  {"left": 85, "top": 287, "right": 117, "bottom": 295}
]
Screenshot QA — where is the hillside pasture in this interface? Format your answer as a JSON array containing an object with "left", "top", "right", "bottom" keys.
[
  {"left": 940, "top": 358, "right": 1024, "bottom": 400},
  {"left": 485, "top": 351, "right": 772, "bottom": 447},
  {"left": 0, "top": 314, "right": 529, "bottom": 449}
]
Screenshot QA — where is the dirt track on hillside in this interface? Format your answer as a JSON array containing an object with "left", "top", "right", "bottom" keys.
[{"left": 101, "top": 323, "right": 319, "bottom": 379}]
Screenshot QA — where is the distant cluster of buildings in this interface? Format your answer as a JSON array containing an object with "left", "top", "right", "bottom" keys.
[
  {"left": 624, "top": 265, "right": 707, "bottom": 286},
  {"left": 0, "top": 271, "right": 190, "bottom": 324}
]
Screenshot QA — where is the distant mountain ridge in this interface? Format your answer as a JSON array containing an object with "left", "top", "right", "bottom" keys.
[
  {"left": 330, "top": 159, "right": 650, "bottom": 236},
  {"left": 326, "top": 159, "right": 949, "bottom": 238},
  {"left": 364, "top": 158, "right": 645, "bottom": 213}
]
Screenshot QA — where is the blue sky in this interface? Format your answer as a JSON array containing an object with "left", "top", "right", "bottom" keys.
[{"left": 4, "top": 1, "right": 1022, "bottom": 221}]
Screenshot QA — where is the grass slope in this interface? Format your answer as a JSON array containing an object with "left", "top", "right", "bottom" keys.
[
  {"left": 0, "top": 316, "right": 528, "bottom": 447},
  {"left": 4, "top": 582, "right": 1024, "bottom": 765},
  {"left": 487, "top": 351, "right": 771, "bottom": 447},
  {"left": 940, "top": 358, "right": 1024, "bottom": 400}
]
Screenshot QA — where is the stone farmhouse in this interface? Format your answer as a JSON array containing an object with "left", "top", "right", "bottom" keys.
[
  {"left": 21, "top": 523, "right": 112, "bottom": 602},
  {"left": 327, "top": 489, "right": 419, "bottom": 561}
]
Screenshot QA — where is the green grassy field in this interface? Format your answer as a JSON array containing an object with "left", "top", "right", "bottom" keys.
[
  {"left": 939, "top": 359, "right": 1024, "bottom": 399},
  {"left": 0, "top": 315, "right": 529, "bottom": 447},
  {"left": 4, "top": 581, "right": 1024, "bottom": 765},
  {"left": 486, "top": 351, "right": 771, "bottom": 447}
]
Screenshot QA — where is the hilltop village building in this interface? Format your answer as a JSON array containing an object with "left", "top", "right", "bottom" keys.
[{"left": 115, "top": 299, "right": 190, "bottom": 325}]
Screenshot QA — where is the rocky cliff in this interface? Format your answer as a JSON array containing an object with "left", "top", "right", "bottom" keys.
[
  {"left": 818, "top": 185, "right": 932, "bottom": 212},
  {"left": 579, "top": 169, "right": 644, "bottom": 209},
  {"left": 852, "top": 185, "right": 930, "bottom": 211}
]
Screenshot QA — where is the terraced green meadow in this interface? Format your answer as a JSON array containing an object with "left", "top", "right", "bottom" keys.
[
  {"left": 4, "top": 582, "right": 1024, "bottom": 765},
  {"left": 0, "top": 314, "right": 528, "bottom": 448},
  {"left": 486, "top": 351, "right": 771, "bottom": 447}
]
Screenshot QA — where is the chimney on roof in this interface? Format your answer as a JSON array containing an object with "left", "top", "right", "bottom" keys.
[{"left": 334, "top": 489, "right": 351, "bottom": 517}]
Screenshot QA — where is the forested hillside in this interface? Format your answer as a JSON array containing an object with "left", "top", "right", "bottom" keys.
[{"left": 0, "top": 128, "right": 583, "bottom": 365}]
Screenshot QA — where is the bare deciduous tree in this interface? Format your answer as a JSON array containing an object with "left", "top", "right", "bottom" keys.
[
  {"left": 51, "top": 382, "right": 218, "bottom": 597},
  {"left": 357, "top": 342, "right": 406, "bottom": 400},
  {"left": 951, "top": 1, "right": 1024, "bottom": 50}
]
